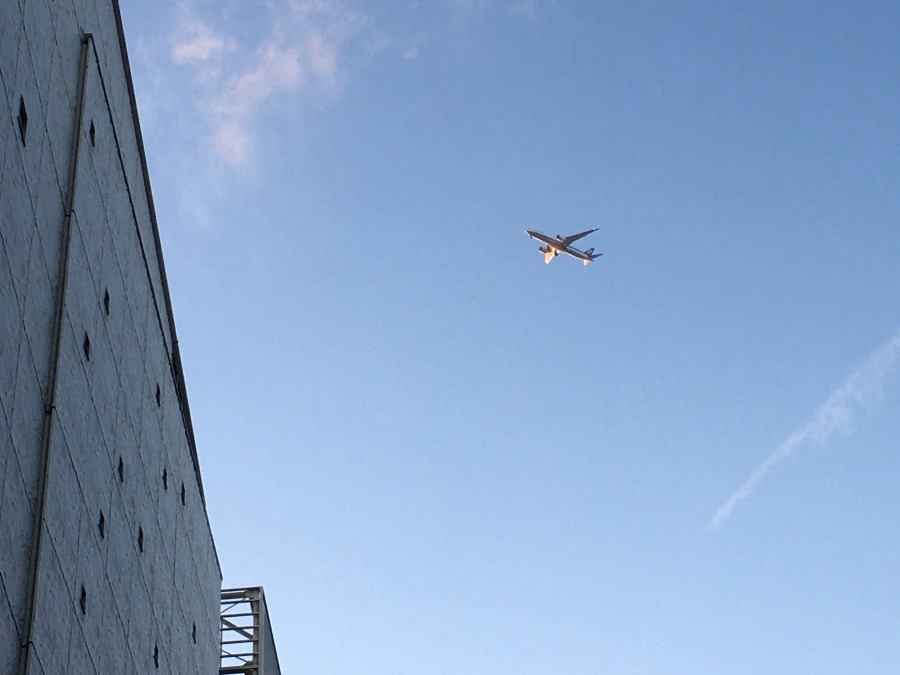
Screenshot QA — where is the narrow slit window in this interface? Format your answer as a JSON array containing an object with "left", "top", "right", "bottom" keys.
[
  {"left": 117, "top": 457, "right": 124, "bottom": 483},
  {"left": 153, "top": 644, "right": 159, "bottom": 669},
  {"left": 18, "top": 96, "right": 27, "bottom": 146},
  {"left": 180, "top": 483, "right": 186, "bottom": 506},
  {"left": 162, "top": 468, "right": 168, "bottom": 490},
  {"left": 79, "top": 585, "right": 87, "bottom": 615},
  {"left": 89, "top": 120, "right": 96, "bottom": 147},
  {"left": 155, "top": 383, "right": 161, "bottom": 407},
  {"left": 192, "top": 622, "right": 197, "bottom": 644},
  {"left": 83, "top": 333, "right": 91, "bottom": 361},
  {"left": 98, "top": 511, "right": 105, "bottom": 539},
  {"left": 103, "top": 288, "right": 110, "bottom": 315},
  {"left": 138, "top": 526, "right": 144, "bottom": 553}
]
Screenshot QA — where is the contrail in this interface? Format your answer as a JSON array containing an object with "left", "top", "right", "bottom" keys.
[{"left": 709, "top": 328, "right": 900, "bottom": 530}]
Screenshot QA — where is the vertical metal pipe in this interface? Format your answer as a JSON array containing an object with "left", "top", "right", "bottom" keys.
[{"left": 17, "top": 33, "right": 93, "bottom": 675}]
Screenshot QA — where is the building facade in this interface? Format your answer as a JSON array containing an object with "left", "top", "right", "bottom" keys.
[{"left": 1, "top": 0, "right": 225, "bottom": 672}]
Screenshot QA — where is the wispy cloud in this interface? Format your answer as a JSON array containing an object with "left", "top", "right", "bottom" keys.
[
  {"left": 709, "top": 328, "right": 900, "bottom": 530},
  {"left": 508, "top": 0, "right": 539, "bottom": 19},
  {"left": 165, "top": 0, "right": 542, "bottom": 166},
  {"left": 171, "top": 7, "right": 237, "bottom": 67},
  {"left": 170, "top": 0, "right": 369, "bottom": 166},
  {"left": 402, "top": 31, "right": 428, "bottom": 60},
  {"left": 449, "top": 0, "right": 541, "bottom": 20}
]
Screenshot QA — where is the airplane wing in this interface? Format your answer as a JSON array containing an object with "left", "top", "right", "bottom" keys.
[{"left": 561, "top": 228, "right": 598, "bottom": 245}]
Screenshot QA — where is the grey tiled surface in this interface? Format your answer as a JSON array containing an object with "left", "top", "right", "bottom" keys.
[{"left": 1, "top": 1, "right": 222, "bottom": 672}]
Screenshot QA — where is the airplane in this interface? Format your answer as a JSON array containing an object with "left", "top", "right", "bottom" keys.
[{"left": 525, "top": 228, "right": 602, "bottom": 265}]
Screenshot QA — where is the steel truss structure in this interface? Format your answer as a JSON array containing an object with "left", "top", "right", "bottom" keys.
[{"left": 220, "top": 587, "right": 282, "bottom": 675}]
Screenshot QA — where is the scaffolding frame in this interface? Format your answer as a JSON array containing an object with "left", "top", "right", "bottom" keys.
[{"left": 220, "top": 587, "right": 270, "bottom": 674}]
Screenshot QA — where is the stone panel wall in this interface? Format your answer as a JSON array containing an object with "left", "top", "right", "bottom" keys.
[{"left": 1, "top": 1, "right": 222, "bottom": 673}]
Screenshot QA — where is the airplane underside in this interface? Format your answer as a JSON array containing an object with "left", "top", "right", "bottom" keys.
[
  {"left": 528, "top": 229, "right": 600, "bottom": 266},
  {"left": 540, "top": 245, "right": 594, "bottom": 265}
]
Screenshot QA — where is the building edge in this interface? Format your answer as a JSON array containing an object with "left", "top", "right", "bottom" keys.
[{"left": 108, "top": 0, "right": 220, "bottom": 575}]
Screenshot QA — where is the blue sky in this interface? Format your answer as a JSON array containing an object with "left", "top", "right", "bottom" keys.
[{"left": 118, "top": 1, "right": 900, "bottom": 672}]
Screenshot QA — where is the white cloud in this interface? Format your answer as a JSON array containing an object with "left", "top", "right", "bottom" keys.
[
  {"left": 450, "top": 0, "right": 540, "bottom": 20},
  {"left": 171, "top": 8, "right": 236, "bottom": 67},
  {"left": 508, "top": 0, "right": 538, "bottom": 19},
  {"left": 453, "top": 0, "right": 492, "bottom": 10},
  {"left": 402, "top": 32, "right": 428, "bottom": 60},
  {"left": 171, "top": 0, "right": 369, "bottom": 166},
  {"left": 709, "top": 328, "right": 900, "bottom": 530},
  {"left": 166, "top": 0, "right": 538, "bottom": 167}
]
